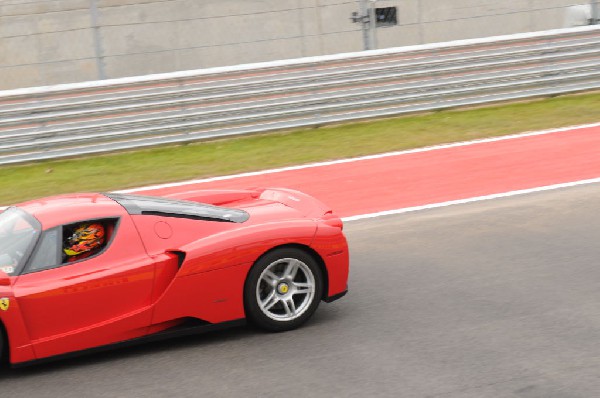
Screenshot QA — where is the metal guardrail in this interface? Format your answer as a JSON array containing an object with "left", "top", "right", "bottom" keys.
[{"left": 0, "top": 26, "right": 599, "bottom": 166}]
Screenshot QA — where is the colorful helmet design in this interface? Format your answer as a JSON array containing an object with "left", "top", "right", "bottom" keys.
[{"left": 64, "top": 223, "right": 105, "bottom": 256}]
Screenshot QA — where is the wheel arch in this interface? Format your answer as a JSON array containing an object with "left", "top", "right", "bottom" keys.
[{"left": 246, "top": 243, "right": 329, "bottom": 302}]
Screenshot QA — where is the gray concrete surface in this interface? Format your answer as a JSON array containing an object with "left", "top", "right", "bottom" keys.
[
  {"left": 0, "top": 0, "right": 589, "bottom": 90},
  {"left": 2, "top": 183, "right": 600, "bottom": 397}
]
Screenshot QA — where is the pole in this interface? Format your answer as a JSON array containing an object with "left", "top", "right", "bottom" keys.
[
  {"left": 592, "top": 0, "right": 599, "bottom": 24},
  {"left": 89, "top": 0, "right": 106, "bottom": 80},
  {"left": 359, "top": 0, "right": 370, "bottom": 50},
  {"left": 356, "top": 0, "right": 377, "bottom": 50},
  {"left": 368, "top": 0, "right": 377, "bottom": 50}
]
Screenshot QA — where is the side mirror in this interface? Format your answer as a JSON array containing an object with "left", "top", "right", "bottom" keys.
[{"left": 0, "top": 270, "right": 10, "bottom": 286}]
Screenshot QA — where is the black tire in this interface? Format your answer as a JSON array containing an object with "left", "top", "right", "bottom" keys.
[
  {"left": 0, "top": 326, "right": 6, "bottom": 367},
  {"left": 244, "top": 248, "right": 323, "bottom": 332}
]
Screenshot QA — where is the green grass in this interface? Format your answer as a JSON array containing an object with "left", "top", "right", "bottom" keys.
[{"left": 1, "top": 92, "right": 599, "bottom": 205}]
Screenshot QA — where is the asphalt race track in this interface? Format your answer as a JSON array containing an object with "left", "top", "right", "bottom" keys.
[{"left": 3, "top": 183, "right": 600, "bottom": 397}]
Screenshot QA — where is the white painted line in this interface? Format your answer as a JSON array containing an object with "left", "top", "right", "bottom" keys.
[
  {"left": 119, "top": 121, "right": 600, "bottom": 193},
  {"left": 341, "top": 177, "right": 600, "bottom": 222}
]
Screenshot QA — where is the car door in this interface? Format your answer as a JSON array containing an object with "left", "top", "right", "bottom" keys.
[{"left": 12, "top": 215, "right": 157, "bottom": 360}]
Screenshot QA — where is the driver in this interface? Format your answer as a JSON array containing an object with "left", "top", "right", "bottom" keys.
[{"left": 63, "top": 223, "right": 105, "bottom": 262}]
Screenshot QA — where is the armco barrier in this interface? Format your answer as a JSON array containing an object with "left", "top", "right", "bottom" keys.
[{"left": 0, "top": 26, "right": 599, "bottom": 166}]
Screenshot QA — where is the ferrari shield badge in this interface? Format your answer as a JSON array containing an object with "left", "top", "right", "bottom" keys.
[{"left": 0, "top": 298, "right": 9, "bottom": 311}]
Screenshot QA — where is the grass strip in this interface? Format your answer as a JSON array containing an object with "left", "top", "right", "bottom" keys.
[{"left": 1, "top": 92, "right": 599, "bottom": 205}]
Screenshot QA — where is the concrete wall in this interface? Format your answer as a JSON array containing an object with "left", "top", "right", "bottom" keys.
[{"left": 0, "top": 0, "right": 588, "bottom": 90}]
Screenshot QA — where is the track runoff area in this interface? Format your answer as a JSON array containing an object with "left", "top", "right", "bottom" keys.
[{"left": 122, "top": 122, "right": 600, "bottom": 220}]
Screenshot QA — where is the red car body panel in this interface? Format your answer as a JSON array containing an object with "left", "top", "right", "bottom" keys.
[
  {"left": 17, "top": 193, "right": 125, "bottom": 229},
  {"left": 0, "top": 188, "right": 348, "bottom": 366}
]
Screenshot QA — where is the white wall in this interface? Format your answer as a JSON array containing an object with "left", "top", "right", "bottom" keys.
[{"left": 0, "top": 0, "right": 588, "bottom": 90}]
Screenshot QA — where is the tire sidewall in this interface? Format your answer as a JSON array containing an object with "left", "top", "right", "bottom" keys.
[{"left": 244, "top": 248, "right": 323, "bottom": 332}]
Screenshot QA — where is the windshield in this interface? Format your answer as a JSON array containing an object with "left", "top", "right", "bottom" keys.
[{"left": 0, "top": 207, "right": 41, "bottom": 276}]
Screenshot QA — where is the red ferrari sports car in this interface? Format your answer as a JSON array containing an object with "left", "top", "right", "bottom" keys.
[{"left": 0, "top": 188, "right": 348, "bottom": 366}]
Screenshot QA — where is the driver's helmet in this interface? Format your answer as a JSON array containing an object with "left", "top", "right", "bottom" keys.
[{"left": 64, "top": 223, "right": 105, "bottom": 256}]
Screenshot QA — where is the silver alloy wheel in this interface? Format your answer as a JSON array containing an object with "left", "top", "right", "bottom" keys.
[{"left": 256, "top": 257, "right": 316, "bottom": 322}]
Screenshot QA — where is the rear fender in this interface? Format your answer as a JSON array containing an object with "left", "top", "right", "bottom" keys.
[
  {"left": 150, "top": 219, "right": 317, "bottom": 324},
  {"left": 178, "top": 219, "right": 318, "bottom": 277},
  {"left": 311, "top": 222, "right": 349, "bottom": 299}
]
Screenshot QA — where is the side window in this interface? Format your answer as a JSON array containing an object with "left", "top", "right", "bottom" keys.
[
  {"left": 27, "top": 227, "right": 61, "bottom": 272},
  {"left": 24, "top": 219, "right": 117, "bottom": 274}
]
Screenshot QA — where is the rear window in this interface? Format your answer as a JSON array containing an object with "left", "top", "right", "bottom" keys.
[{"left": 106, "top": 193, "right": 249, "bottom": 223}]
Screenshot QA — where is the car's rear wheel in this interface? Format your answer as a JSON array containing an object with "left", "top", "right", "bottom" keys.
[{"left": 244, "top": 248, "right": 323, "bottom": 332}]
